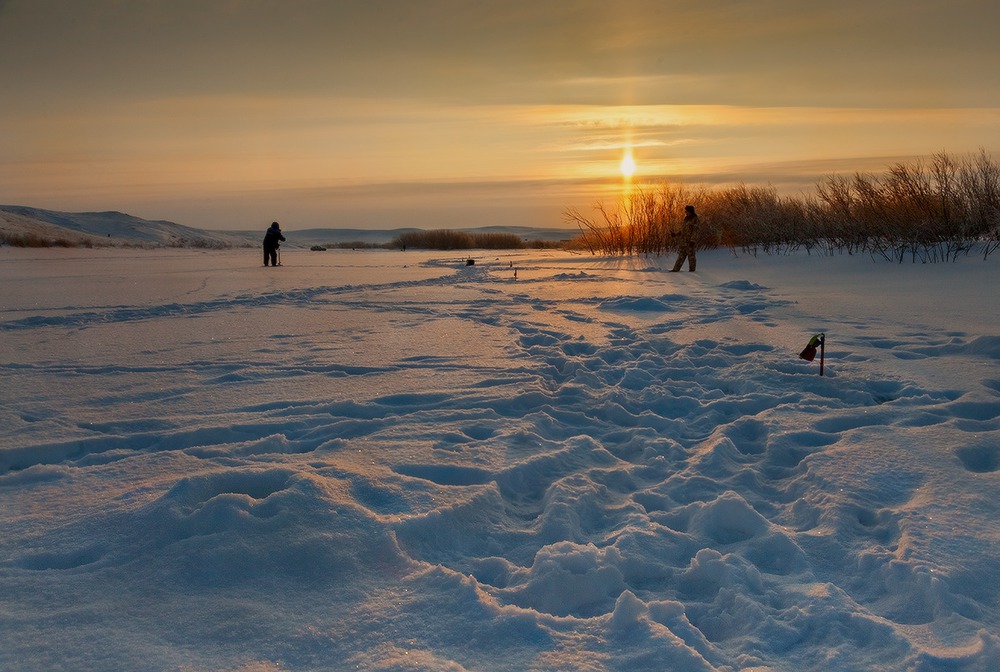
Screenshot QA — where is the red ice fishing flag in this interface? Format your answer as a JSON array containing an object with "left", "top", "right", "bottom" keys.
[
  {"left": 799, "top": 333, "right": 824, "bottom": 362},
  {"left": 799, "top": 333, "right": 826, "bottom": 376}
]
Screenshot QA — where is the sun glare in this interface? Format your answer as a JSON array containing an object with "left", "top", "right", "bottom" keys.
[{"left": 620, "top": 150, "right": 636, "bottom": 179}]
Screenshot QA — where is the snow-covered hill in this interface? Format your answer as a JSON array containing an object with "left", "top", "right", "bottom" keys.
[{"left": 0, "top": 205, "right": 245, "bottom": 248}]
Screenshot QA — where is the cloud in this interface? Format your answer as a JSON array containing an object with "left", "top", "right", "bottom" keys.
[{"left": 4, "top": 1, "right": 998, "bottom": 107}]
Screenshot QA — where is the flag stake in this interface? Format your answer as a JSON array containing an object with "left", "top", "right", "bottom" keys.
[{"left": 819, "top": 335, "right": 825, "bottom": 376}]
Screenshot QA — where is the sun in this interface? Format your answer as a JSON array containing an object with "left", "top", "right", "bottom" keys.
[{"left": 620, "top": 149, "right": 636, "bottom": 179}]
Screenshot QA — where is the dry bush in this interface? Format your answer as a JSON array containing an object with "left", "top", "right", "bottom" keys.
[
  {"left": 392, "top": 230, "right": 474, "bottom": 250},
  {"left": 1, "top": 232, "right": 80, "bottom": 247},
  {"left": 563, "top": 201, "right": 633, "bottom": 255},
  {"left": 565, "top": 150, "right": 1000, "bottom": 262},
  {"left": 391, "top": 230, "right": 526, "bottom": 250},
  {"left": 702, "top": 184, "right": 808, "bottom": 256},
  {"left": 470, "top": 232, "right": 526, "bottom": 249},
  {"left": 957, "top": 149, "right": 1000, "bottom": 258},
  {"left": 563, "top": 184, "right": 701, "bottom": 256},
  {"left": 812, "top": 151, "right": 999, "bottom": 262}
]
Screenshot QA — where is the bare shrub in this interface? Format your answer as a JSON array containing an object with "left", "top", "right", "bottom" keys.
[
  {"left": 0, "top": 232, "right": 81, "bottom": 247},
  {"left": 390, "top": 230, "right": 526, "bottom": 250},
  {"left": 180, "top": 238, "right": 231, "bottom": 249},
  {"left": 566, "top": 150, "right": 1000, "bottom": 263},
  {"left": 562, "top": 201, "right": 629, "bottom": 255},
  {"left": 704, "top": 184, "right": 808, "bottom": 256},
  {"left": 392, "top": 230, "right": 474, "bottom": 250},
  {"left": 829, "top": 151, "right": 994, "bottom": 263},
  {"left": 957, "top": 149, "right": 1000, "bottom": 259},
  {"left": 470, "top": 232, "right": 526, "bottom": 249},
  {"left": 563, "top": 184, "right": 701, "bottom": 256}
]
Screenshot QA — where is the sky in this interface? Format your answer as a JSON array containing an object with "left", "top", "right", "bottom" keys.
[{"left": 1, "top": 0, "right": 999, "bottom": 231}]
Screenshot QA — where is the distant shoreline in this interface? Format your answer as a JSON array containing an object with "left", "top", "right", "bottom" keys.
[{"left": 1, "top": 205, "right": 577, "bottom": 250}]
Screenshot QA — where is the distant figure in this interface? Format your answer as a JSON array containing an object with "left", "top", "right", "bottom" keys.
[
  {"left": 263, "top": 221, "right": 285, "bottom": 267},
  {"left": 670, "top": 205, "right": 699, "bottom": 272}
]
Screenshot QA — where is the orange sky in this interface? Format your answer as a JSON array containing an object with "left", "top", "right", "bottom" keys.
[{"left": 2, "top": 1, "right": 999, "bottom": 230}]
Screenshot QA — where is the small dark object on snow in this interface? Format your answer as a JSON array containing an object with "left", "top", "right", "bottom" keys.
[
  {"left": 800, "top": 333, "right": 826, "bottom": 375},
  {"left": 466, "top": 258, "right": 475, "bottom": 266}
]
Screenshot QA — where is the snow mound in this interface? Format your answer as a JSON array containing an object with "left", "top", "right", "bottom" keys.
[{"left": 718, "top": 279, "right": 766, "bottom": 291}]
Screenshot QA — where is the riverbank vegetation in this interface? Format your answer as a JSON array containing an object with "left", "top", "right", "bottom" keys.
[{"left": 566, "top": 150, "right": 1000, "bottom": 262}]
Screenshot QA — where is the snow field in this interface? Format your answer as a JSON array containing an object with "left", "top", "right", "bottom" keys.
[{"left": 2, "top": 247, "right": 999, "bottom": 671}]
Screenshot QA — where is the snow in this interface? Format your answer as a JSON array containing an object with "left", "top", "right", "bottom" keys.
[{"left": 2, "top": 245, "right": 999, "bottom": 671}]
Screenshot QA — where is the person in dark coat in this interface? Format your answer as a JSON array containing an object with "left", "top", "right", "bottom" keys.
[
  {"left": 262, "top": 221, "right": 285, "bottom": 266},
  {"left": 670, "top": 205, "right": 699, "bottom": 272}
]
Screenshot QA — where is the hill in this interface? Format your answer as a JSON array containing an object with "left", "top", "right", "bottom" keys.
[{"left": 0, "top": 206, "right": 244, "bottom": 248}]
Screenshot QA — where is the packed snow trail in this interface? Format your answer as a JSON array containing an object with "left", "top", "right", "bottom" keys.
[{"left": 2, "top": 248, "right": 999, "bottom": 671}]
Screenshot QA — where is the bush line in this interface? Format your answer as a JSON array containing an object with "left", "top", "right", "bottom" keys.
[
  {"left": 390, "top": 230, "right": 532, "bottom": 250},
  {"left": 565, "top": 150, "right": 1000, "bottom": 262}
]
